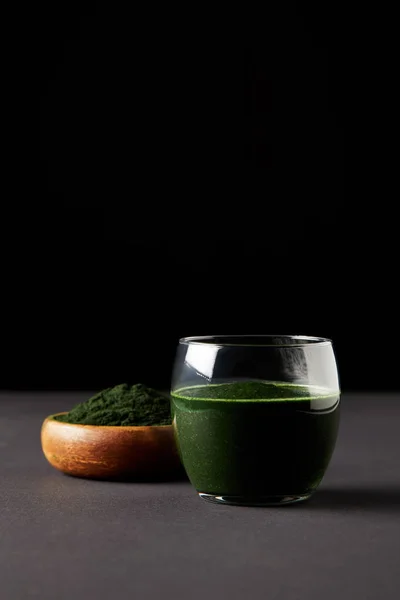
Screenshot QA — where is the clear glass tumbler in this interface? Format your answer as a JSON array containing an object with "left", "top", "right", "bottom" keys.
[{"left": 171, "top": 335, "right": 340, "bottom": 506}]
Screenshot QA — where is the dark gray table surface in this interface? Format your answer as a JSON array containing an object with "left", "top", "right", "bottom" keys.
[{"left": 1, "top": 392, "right": 400, "bottom": 600}]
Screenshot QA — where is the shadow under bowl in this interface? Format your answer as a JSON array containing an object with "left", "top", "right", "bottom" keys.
[{"left": 41, "top": 413, "right": 183, "bottom": 481}]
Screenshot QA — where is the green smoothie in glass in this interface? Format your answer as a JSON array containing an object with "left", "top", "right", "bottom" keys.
[
  {"left": 171, "top": 336, "right": 341, "bottom": 506},
  {"left": 172, "top": 381, "right": 340, "bottom": 503}
]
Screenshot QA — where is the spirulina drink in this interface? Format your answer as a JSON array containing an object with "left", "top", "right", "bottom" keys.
[{"left": 171, "top": 381, "right": 340, "bottom": 504}]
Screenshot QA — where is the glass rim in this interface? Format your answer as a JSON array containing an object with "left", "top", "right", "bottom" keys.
[{"left": 179, "top": 335, "right": 332, "bottom": 348}]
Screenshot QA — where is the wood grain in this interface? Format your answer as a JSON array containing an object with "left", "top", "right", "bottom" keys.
[{"left": 41, "top": 413, "right": 183, "bottom": 480}]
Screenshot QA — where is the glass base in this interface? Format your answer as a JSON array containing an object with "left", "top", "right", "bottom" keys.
[{"left": 198, "top": 492, "right": 312, "bottom": 506}]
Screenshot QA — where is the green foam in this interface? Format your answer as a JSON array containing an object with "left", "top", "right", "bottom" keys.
[{"left": 172, "top": 381, "right": 339, "bottom": 403}]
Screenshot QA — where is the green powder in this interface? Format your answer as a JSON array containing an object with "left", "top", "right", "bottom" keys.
[{"left": 54, "top": 383, "right": 172, "bottom": 426}]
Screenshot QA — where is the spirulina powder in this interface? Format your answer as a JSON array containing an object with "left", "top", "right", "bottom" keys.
[{"left": 54, "top": 383, "right": 172, "bottom": 426}]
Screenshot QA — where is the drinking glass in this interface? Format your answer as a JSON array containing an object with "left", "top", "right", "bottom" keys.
[{"left": 171, "top": 335, "right": 340, "bottom": 506}]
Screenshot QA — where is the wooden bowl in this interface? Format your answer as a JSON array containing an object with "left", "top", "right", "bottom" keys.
[{"left": 41, "top": 413, "right": 183, "bottom": 480}]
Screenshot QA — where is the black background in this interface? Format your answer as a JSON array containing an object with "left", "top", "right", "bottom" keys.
[{"left": 2, "top": 3, "right": 397, "bottom": 392}]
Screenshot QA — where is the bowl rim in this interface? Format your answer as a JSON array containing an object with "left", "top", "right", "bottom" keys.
[{"left": 43, "top": 412, "right": 174, "bottom": 431}]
